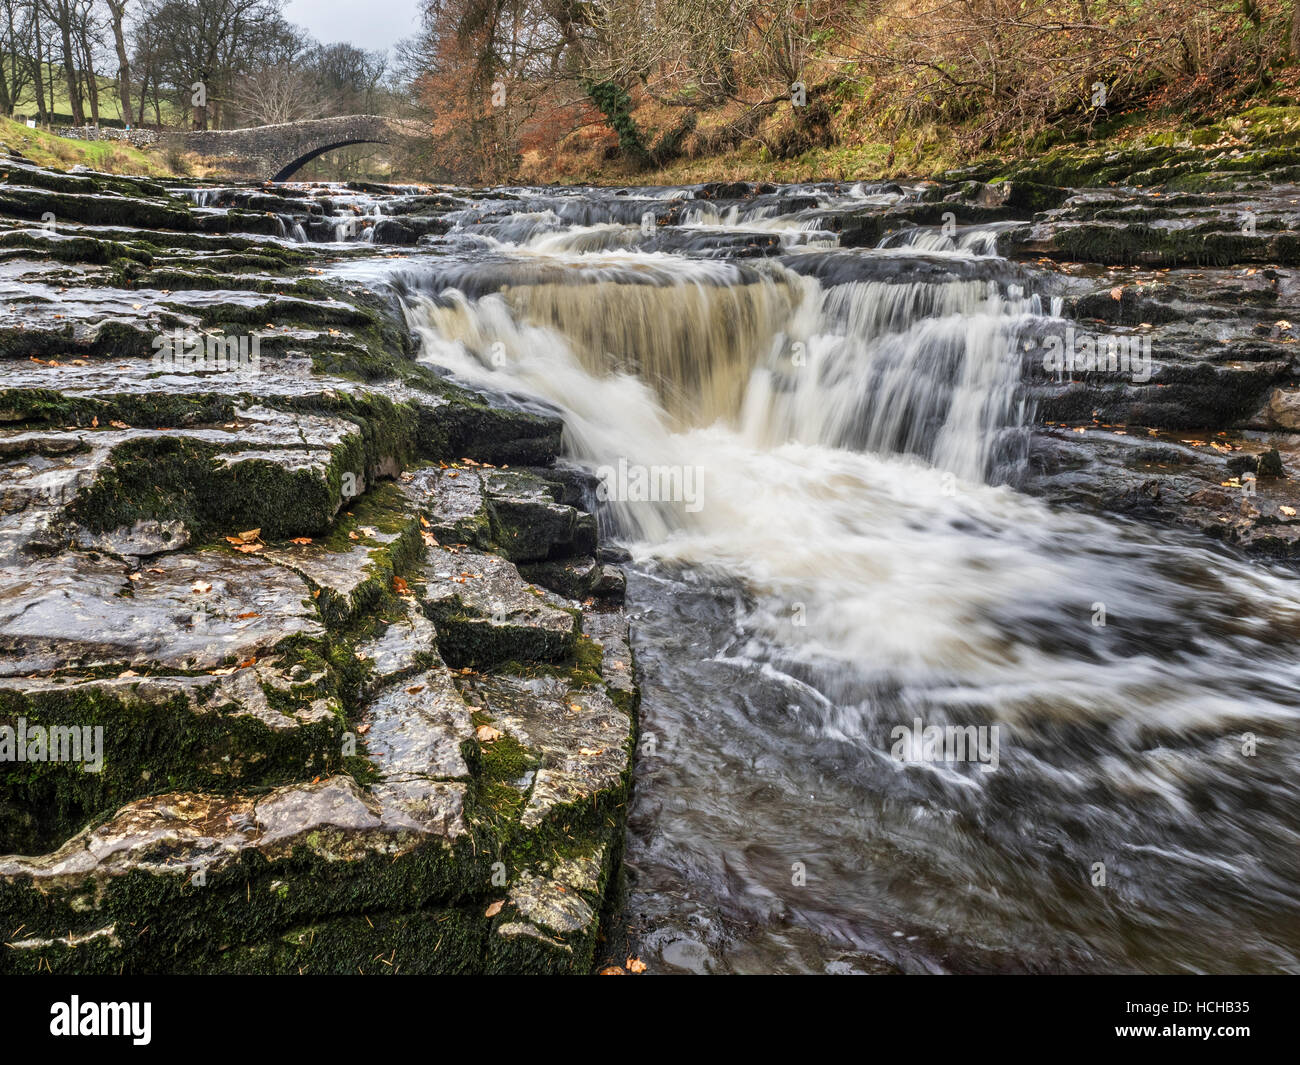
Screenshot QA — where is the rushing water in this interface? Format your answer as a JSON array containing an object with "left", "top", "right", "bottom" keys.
[{"left": 372, "top": 183, "right": 1300, "bottom": 973}]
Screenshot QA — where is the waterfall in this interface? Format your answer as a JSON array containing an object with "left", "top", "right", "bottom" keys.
[
  {"left": 405, "top": 254, "right": 1033, "bottom": 481},
  {"left": 275, "top": 214, "right": 307, "bottom": 242}
]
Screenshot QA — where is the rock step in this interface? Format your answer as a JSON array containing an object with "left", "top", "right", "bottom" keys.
[
  {"left": 403, "top": 464, "right": 596, "bottom": 563},
  {"left": 519, "top": 557, "right": 626, "bottom": 601},
  {"left": 1002, "top": 220, "right": 1300, "bottom": 267},
  {"left": 418, "top": 544, "right": 579, "bottom": 668},
  {"left": 259, "top": 483, "right": 423, "bottom": 629},
  {"left": 0, "top": 156, "right": 637, "bottom": 974},
  {"left": 0, "top": 602, "right": 638, "bottom": 974},
  {"left": 10, "top": 839, "right": 614, "bottom": 975},
  {"left": 0, "top": 405, "right": 381, "bottom": 553},
  {"left": 0, "top": 666, "right": 343, "bottom": 856},
  {"left": 0, "top": 773, "right": 474, "bottom": 975},
  {"left": 0, "top": 551, "right": 324, "bottom": 677},
  {"left": 460, "top": 671, "right": 632, "bottom": 832}
]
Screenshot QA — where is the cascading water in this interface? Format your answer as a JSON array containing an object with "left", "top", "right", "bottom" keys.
[{"left": 384, "top": 186, "right": 1300, "bottom": 973}]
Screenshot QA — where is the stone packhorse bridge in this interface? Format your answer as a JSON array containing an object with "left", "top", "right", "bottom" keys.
[{"left": 173, "top": 115, "right": 424, "bottom": 181}]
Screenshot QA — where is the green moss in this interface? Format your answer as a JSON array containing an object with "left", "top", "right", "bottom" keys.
[
  {"left": 468, "top": 710, "right": 536, "bottom": 826},
  {"left": 200, "top": 907, "right": 488, "bottom": 974},
  {"left": 0, "top": 825, "right": 490, "bottom": 974},
  {"left": 0, "top": 677, "right": 343, "bottom": 855},
  {"left": 66, "top": 435, "right": 341, "bottom": 541}
]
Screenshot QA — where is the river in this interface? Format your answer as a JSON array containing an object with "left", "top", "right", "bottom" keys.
[{"left": 327, "top": 180, "right": 1300, "bottom": 973}]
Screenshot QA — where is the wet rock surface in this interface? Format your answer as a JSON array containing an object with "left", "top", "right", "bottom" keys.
[{"left": 0, "top": 158, "right": 635, "bottom": 974}]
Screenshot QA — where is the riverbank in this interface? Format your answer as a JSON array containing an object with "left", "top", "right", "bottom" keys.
[
  {"left": 520, "top": 97, "right": 1300, "bottom": 189},
  {"left": 0, "top": 118, "right": 174, "bottom": 178}
]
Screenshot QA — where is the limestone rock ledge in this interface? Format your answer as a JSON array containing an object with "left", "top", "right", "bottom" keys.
[{"left": 0, "top": 158, "right": 636, "bottom": 974}]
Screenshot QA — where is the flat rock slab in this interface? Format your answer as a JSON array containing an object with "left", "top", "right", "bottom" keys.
[
  {"left": 1026, "top": 426, "right": 1300, "bottom": 557},
  {"left": 354, "top": 599, "right": 440, "bottom": 697},
  {"left": 463, "top": 674, "right": 631, "bottom": 830},
  {"left": 507, "top": 869, "right": 596, "bottom": 935},
  {"left": 403, "top": 466, "right": 490, "bottom": 545},
  {"left": 0, "top": 550, "right": 322, "bottom": 676},
  {"left": 359, "top": 669, "right": 474, "bottom": 781}
]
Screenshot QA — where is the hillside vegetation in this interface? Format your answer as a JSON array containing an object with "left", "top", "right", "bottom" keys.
[
  {"left": 0, "top": 117, "right": 173, "bottom": 175},
  {"left": 407, "top": 0, "right": 1300, "bottom": 185}
]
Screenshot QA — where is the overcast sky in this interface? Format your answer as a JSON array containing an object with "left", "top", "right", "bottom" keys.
[{"left": 284, "top": 0, "right": 421, "bottom": 55}]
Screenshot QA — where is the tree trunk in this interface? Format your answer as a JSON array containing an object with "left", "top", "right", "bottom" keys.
[
  {"left": 107, "top": 1, "right": 132, "bottom": 126},
  {"left": 31, "top": 14, "right": 49, "bottom": 122},
  {"left": 79, "top": 30, "right": 99, "bottom": 123},
  {"left": 53, "top": 3, "right": 84, "bottom": 125}
]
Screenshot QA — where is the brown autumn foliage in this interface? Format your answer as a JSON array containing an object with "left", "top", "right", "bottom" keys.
[
  {"left": 859, "top": 0, "right": 1297, "bottom": 151},
  {"left": 408, "top": 0, "right": 1300, "bottom": 182}
]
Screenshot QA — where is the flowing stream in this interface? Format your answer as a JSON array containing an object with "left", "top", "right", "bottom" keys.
[{"left": 369, "top": 184, "right": 1300, "bottom": 973}]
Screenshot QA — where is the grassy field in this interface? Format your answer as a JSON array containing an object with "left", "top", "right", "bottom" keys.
[
  {"left": 12, "top": 65, "right": 183, "bottom": 127},
  {"left": 0, "top": 117, "right": 174, "bottom": 175},
  {"left": 16, "top": 71, "right": 123, "bottom": 125}
]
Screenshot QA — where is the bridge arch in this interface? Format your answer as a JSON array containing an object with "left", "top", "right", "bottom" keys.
[
  {"left": 269, "top": 139, "right": 386, "bottom": 182},
  {"left": 173, "top": 116, "right": 423, "bottom": 182}
]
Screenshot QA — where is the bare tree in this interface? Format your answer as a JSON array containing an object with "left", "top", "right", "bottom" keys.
[
  {"left": 231, "top": 60, "right": 320, "bottom": 123},
  {"left": 0, "top": 0, "right": 36, "bottom": 115},
  {"left": 74, "top": 0, "right": 102, "bottom": 123},
  {"left": 42, "top": 0, "right": 87, "bottom": 124},
  {"left": 104, "top": 0, "right": 133, "bottom": 124}
]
